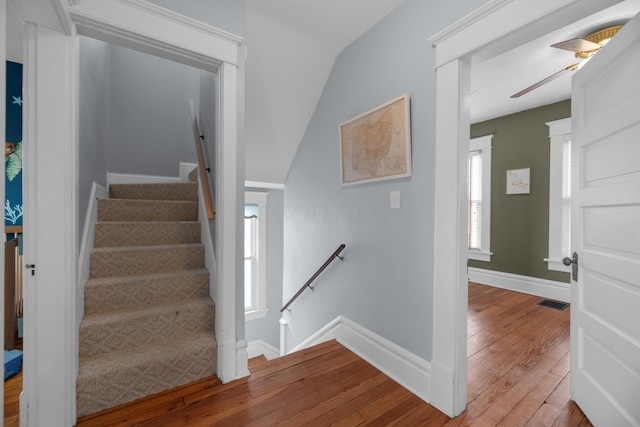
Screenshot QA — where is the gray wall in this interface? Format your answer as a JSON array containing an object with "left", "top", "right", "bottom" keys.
[
  {"left": 79, "top": 37, "right": 111, "bottom": 238},
  {"left": 109, "top": 45, "right": 200, "bottom": 177},
  {"left": 148, "top": 0, "right": 244, "bottom": 35},
  {"left": 79, "top": 39, "right": 203, "bottom": 236},
  {"left": 470, "top": 100, "right": 571, "bottom": 283},
  {"left": 245, "top": 189, "right": 284, "bottom": 349},
  {"left": 282, "top": 0, "right": 487, "bottom": 360}
]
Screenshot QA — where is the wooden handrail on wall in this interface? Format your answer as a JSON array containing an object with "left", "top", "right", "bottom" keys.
[
  {"left": 189, "top": 100, "right": 215, "bottom": 220},
  {"left": 281, "top": 244, "right": 346, "bottom": 312}
]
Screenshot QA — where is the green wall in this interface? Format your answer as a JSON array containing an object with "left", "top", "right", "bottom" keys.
[{"left": 470, "top": 100, "right": 571, "bottom": 283}]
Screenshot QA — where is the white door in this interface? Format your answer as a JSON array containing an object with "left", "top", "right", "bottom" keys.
[{"left": 570, "top": 11, "right": 640, "bottom": 427}]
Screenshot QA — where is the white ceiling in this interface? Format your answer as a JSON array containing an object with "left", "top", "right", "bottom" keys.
[
  {"left": 470, "top": 0, "right": 640, "bottom": 123},
  {"left": 245, "top": 0, "right": 640, "bottom": 184},
  {"left": 245, "top": 0, "right": 407, "bottom": 184}
]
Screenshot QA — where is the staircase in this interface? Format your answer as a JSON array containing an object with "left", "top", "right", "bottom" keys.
[{"left": 76, "top": 179, "right": 217, "bottom": 417}]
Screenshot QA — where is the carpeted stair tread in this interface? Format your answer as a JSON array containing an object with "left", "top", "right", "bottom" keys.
[
  {"left": 109, "top": 182, "right": 198, "bottom": 201},
  {"left": 90, "top": 244, "right": 205, "bottom": 278},
  {"left": 97, "top": 198, "right": 198, "bottom": 222},
  {"left": 79, "top": 298, "right": 215, "bottom": 358},
  {"left": 78, "top": 178, "right": 217, "bottom": 417},
  {"left": 84, "top": 269, "right": 209, "bottom": 315},
  {"left": 94, "top": 221, "right": 200, "bottom": 247},
  {"left": 76, "top": 332, "right": 216, "bottom": 417}
]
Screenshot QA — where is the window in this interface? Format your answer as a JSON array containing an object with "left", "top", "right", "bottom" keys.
[
  {"left": 245, "top": 192, "right": 268, "bottom": 320},
  {"left": 545, "top": 118, "right": 571, "bottom": 272},
  {"left": 468, "top": 135, "right": 493, "bottom": 262}
]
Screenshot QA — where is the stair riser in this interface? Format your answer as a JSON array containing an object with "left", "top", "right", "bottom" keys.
[
  {"left": 90, "top": 245, "right": 204, "bottom": 278},
  {"left": 94, "top": 222, "right": 201, "bottom": 248},
  {"left": 109, "top": 182, "right": 199, "bottom": 201},
  {"left": 97, "top": 199, "right": 198, "bottom": 222},
  {"left": 80, "top": 302, "right": 215, "bottom": 358},
  {"left": 84, "top": 271, "right": 209, "bottom": 315},
  {"left": 79, "top": 179, "right": 217, "bottom": 417},
  {"left": 76, "top": 337, "right": 216, "bottom": 418}
]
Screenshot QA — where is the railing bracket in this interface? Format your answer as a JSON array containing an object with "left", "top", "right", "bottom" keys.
[{"left": 336, "top": 255, "right": 344, "bottom": 262}]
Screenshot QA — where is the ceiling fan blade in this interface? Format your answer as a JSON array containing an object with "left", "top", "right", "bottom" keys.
[
  {"left": 551, "top": 38, "right": 601, "bottom": 53},
  {"left": 510, "top": 63, "right": 580, "bottom": 98}
]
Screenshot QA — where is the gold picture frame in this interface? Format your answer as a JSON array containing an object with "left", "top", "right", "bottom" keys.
[{"left": 339, "top": 93, "right": 411, "bottom": 185}]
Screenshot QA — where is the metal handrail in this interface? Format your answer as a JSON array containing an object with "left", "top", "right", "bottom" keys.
[
  {"left": 189, "top": 100, "right": 215, "bottom": 220},
  {"left": 281, "top": 244, "right": 345, "bottom": 312}
]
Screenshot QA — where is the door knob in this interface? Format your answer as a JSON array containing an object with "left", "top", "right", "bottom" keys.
[{"left": 563, "top": 252, "right": 578, "bottom": 281}]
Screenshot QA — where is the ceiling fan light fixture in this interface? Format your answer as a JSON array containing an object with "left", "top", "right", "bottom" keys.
[{"left": 575, "top": 24, "right": 623, "bottom": 58}]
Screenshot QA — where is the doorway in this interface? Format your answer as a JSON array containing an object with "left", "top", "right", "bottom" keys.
[
  {"left": 4, "top": 2, "right": 25, "bottom": 425},
  {"left": 429, "top": 0, "right": 624, "bottom": 418}
]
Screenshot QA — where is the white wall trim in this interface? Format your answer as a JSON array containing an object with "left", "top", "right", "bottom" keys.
[
  {"left": 430, "top": 0, "right": 620, "bottom": 417},
  {"left": 427, "top": 0, "right": 513, "bottom": 46},
  {"left": 106, "top": 163, "right": 198, "bottom": 186},
  {"left": 247, "top": 340, "right": 280, "bottom": 361},
  {"left": 69, "top": 0, "right": 241, "bottom": 71},
  {"left": 179, "top": 162, "right": 198, "bottom": 181},
  {"left": 0, "top": 1, "right": 6, "bottom": 415},
  {"left": 468, "top": 267, "right": 570, "bottom": 302},
  {"left": 546, "top": 118, "right": 572, "bottom": 273},
  {"left": 289, "top": 316, "right": 432, "bottom": 404},
  {"left": 106, "top": 172, "right": 182, "bottom": 186},
  {"left": 216, "top": 61, "right": 243, "bottom": 383},
  {"left": 236, "top": 340, "right": 250, "bottom": 379},
  {"left": 245, "top": 180, "right": 285, "bottom": 190},
  {"left": 115, "top": 0, "right": 243, "bottom": 45},
  {"left": 77, "top": 182, "right": 109, "bottom": 327}
]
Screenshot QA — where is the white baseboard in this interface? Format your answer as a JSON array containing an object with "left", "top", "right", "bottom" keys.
[
  {"left": 246, "top": 340, "right": 280, "bottom": 361},
  {"left": 179, "top": 162, "right": 198, "bottom": 181},
  {"left": 468, "top": 267, "right": 570, "bottom": 303},
  {"left": 236, "top": 340, "right": 250, "bottom": 379},
  {"left": 78, "top": 182, "right": 109, "bottom": 323},
  {"left": 106, "top": 172, "right": 182, "bottom": 186},
  {"left": 289, "top": 316, "right": 431, "bottom": 403}
]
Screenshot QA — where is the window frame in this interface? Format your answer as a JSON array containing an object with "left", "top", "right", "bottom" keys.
[
  {"left": 468, "top": 135, "right": 493, "bottom": 262},
  {"left": 545, "top": 118, "right": 571, "bottom": 273},
  {"left": 244, "top": 191, "right": 269, "bottom": 321}
]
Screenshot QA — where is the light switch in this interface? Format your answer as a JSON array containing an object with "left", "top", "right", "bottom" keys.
[{"left": 390, "top": 191, "right": 400, "bottom": 209}]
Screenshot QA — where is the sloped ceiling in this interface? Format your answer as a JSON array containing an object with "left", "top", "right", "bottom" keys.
[
  {"left": 245, "top": 0, "right": 407, "bottom": 185},
  {"left": 245, "top": 0, "right": 640, "bottom": 184}
]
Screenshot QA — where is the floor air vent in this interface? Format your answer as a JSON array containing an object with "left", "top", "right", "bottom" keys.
[{"left": 538, "top": 299, "right": 569, "bottom": 311}]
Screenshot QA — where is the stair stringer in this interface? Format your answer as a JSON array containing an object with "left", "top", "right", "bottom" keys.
[{"left": 78, "top": 182, "right": 109, "bottom": 330}]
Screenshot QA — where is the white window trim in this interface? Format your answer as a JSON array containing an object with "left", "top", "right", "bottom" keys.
[
  {"left": 245, "top": 191, "right": 269, "bottom": 321},
  {"left": 468, "top": 135, "right": 493, "bottom": 262},
  {"left": 545, "top": 118, "right": 571, "bottom": 273}
]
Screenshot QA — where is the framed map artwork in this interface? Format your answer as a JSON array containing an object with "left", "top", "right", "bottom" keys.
[{"left": 339, "top": 93, "right": 411, "bottom": 185}]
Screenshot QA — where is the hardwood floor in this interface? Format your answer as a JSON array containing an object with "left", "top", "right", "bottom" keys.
[
  {"left": 75, "top": 339, "right": 450, "bottom": 426},
  {"left": 452, "top": 283, "right": 591, "bottom": 427},
  {"left": 10, "top": 283, "right": 594, "bottom": 426},
  {"left": 4, "top": 337, "right": 21, "bottom": 427},
  {"left": 4, "top": 370, "right": 21, "bottom": 427}
]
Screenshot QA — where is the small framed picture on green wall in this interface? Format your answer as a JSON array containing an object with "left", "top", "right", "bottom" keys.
[{"left": 506, "top": 168, "right": 530, "bottom": 195}]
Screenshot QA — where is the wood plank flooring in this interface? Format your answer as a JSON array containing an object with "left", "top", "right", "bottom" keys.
[{"left": 10, "top": 283, "right": 594, "bottom": 426}]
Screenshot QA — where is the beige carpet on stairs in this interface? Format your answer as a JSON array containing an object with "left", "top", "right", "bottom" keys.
[{"left": 76, "top": 179, "right": 217, "bottom": 418}]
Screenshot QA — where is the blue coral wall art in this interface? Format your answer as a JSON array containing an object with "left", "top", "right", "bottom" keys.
[{"left": 5, "top": 61, "right": 23, "bottom": 227}]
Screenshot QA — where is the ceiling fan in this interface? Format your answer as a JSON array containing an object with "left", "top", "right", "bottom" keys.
[{"left": 510, "top": 25, "right": 623, "bottom": 98}]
